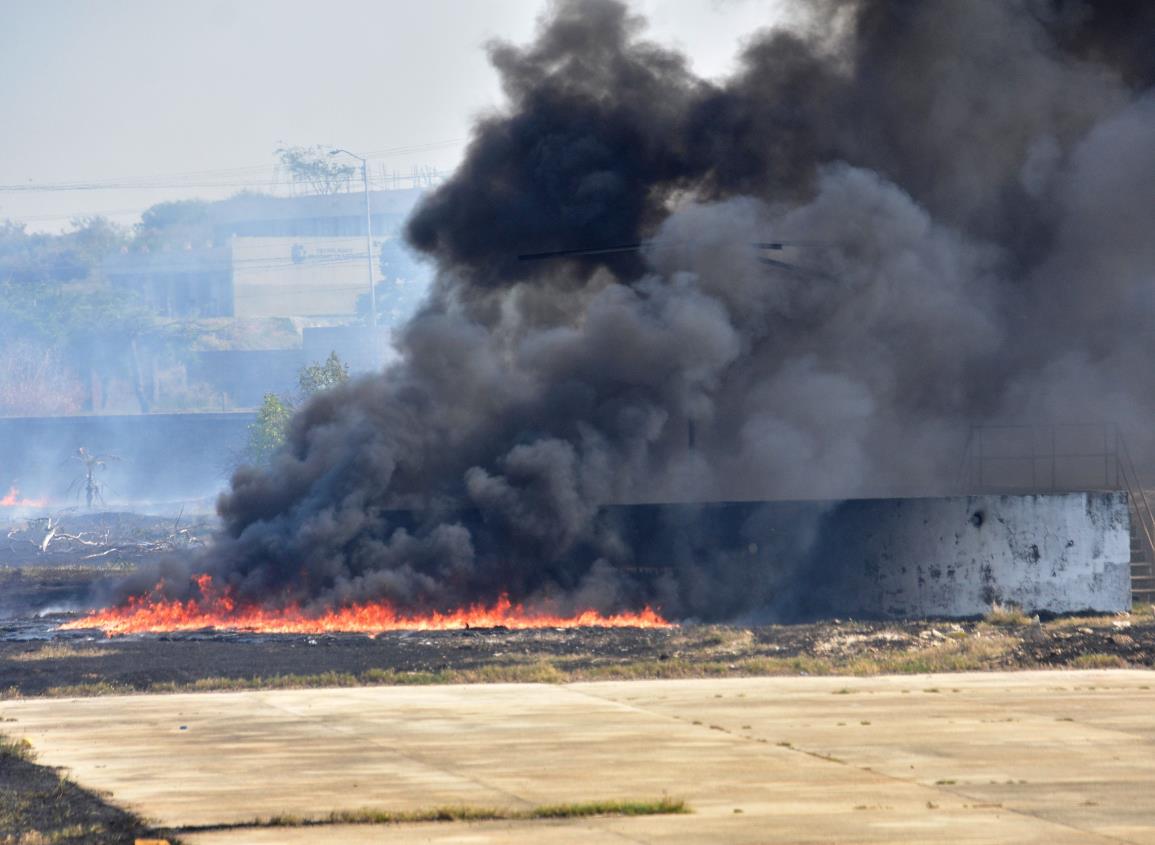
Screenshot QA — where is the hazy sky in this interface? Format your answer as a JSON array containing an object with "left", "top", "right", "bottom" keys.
[{"left": 0, "top": 0, "right": 783, "bottom": 231}]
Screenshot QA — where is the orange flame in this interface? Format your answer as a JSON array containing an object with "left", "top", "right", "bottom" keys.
[
  {"left": 60, "top": 574, "right": 672, "bottom": 635},
  {"left": 0, "top": 485, "right": 47, "bottom": 508}
]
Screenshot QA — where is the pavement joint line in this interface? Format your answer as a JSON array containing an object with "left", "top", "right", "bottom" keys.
[
  {"left": 233, "top": 687, "right": 689, "bottom": 845},
  {"left": 234, "top": 690, "right": 661, "bottom": 845},
  {"left": 566, "top": 682, "right": 1143, "bottom": 845},
  {"left": 1, "top": 687, "right": 684, "bottom": 843},
  {"left": 9, "top": 674, "right": 1155, "bottom": 842},
  {"left": 811, "top": 746, "right": 1141, "bottom": 845},
  {"left": 565, "top": 682, "right": 846, "bottom": 756},
  {"left": 249, "top": 688, "right": 586, "bottom": 809},
  {"left": 897, "top": 777, "right": 1142, "bottom": 845}
]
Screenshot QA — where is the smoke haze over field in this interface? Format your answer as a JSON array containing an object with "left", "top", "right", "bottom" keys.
[{"left": 133, "top": 0, "right": 1155, "bottom": 620}]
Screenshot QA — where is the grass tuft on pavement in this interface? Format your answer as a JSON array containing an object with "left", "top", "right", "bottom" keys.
[{"left": 169, "top": 798, "right": 690, "bottom": 834}]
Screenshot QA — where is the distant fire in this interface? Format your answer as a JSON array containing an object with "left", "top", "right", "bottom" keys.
[
  {"left": 61, "top": 574, "right": 672, "bottom": 635},
  {"left": 0, "top": 486, "right": 47, "bottom": 508}
]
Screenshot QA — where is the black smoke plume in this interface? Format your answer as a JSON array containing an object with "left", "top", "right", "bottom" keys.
[{"left": 127, "top": 0, "right": 1155, "bottom": 620}]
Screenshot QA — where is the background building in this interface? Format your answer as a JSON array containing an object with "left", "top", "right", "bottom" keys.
[{"left": 104, "top": 188, "right": 429, "bottom": 324}]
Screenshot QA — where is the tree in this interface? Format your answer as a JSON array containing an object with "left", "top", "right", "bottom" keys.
[
  {"left": 68, "top": 448, "right": 115, "bottom": 509},
  {"left": 245, "top": 393, "right": 293, "bottom": 466},
  {"left": 0, "top": 217, "right": 153, "bottom": 413},
  {"left": 298, "top": 351, "right": 349, "bottom": 397},
  {"left": 243, "top": 352, "right": 350, "bottom": 465},
  {"left": 0, "top": 217, "right": 128, "bottom": 286},
  {"left": 276, "top": 145, "right": 356, "bottom": 195},
  {"left": 0, "top": 281, "right": 154, "bottom": 414},
  {"left": 0, "top": 338, "right": 85, "bottom": 416},
  {"left": 133, "top": 200, "right": 212, "bottom": 251}
]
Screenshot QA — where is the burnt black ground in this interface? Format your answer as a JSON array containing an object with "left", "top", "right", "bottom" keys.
[{"left": 1, "top": 613, "right": 1154, "bottom": 697}]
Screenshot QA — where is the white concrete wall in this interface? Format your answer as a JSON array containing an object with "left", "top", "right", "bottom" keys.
[{"left": 830, "top": 493, "right": 1132, "bottom": 617}]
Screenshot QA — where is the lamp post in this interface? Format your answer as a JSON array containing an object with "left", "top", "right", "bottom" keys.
[{"left": 328, "top": 148, "right": 377, "bottom": 327}]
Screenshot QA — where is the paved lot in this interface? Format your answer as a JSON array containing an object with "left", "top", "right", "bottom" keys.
[{"left": 4, "top": 670, "right": 1155, "bottom": 843}]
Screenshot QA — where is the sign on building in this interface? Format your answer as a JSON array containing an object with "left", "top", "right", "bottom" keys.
[{"left": 232, "top": 236, "right": 382, "bottom": 318}]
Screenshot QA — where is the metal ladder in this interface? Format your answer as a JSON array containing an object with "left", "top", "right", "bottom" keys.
[
  {"left": 956, "top": 423, "right": 1155, "bottom": 607},
  {"left": 1116, "top": 434, "right": 1155, "bottom": 606}
]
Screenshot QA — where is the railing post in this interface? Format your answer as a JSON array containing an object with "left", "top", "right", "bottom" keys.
[
  {"left": 1051, "top": 424, "right": 1057, "bottom": 491},
  {"left": 1104, "top": 424, "right": 1110, "bottom": 490},
  {"left": 1115, "top": 425, "right": 1121, "bottom": 489},
  {"left": 1031, "top": 425, "right": 1038, "bottom": 490},
  {"left": 977, "top": 427, "right": 984, "bottom": 490}
]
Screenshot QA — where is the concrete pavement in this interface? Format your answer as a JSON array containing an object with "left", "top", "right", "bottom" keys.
[{"left": 4, "top": 670, "right": 1155, "bottom": 843}]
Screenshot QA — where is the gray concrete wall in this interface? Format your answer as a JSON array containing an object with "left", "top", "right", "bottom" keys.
[
  {"left": 808, "top": 493, "right": 1132, "bottom": 617},
  {"left": 190, "top": 350, "right": 303, "bottom": 408},
  {"left": 591, "top": 493, "right": 1131, "bottom": 620}
]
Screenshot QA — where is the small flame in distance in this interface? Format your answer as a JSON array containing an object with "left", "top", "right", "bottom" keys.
[
  {"left": 60, "top": 574, "right": 672, "bottom": 635},
  {"left": 0, "top": 486, "right": 47, "bottom": 508}
]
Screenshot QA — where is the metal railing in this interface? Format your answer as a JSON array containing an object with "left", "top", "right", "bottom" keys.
[
  {"left": 1117, "top": 434, "right": 1155, "bottom": 577},
  {"left": 957, "top": 422, "right": 1155, "bottom": 572}
]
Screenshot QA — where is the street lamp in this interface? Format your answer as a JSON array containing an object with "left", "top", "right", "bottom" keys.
[{"left": 329, "top": 148, "right": 377, "bottom": 327}]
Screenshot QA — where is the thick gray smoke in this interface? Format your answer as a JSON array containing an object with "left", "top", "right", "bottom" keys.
[{"left": 131, "top": 0, "right": 1155, "bottom": 620}]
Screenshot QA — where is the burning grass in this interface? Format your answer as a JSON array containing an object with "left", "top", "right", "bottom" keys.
[
  {"left": 5, "top": 610, "right": 1152, "bottom": 700},
  {"left": 61, "top": 574, "right": 672, "bottom": 636}
]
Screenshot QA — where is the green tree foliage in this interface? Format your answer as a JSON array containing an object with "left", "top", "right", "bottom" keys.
[
  {"left": 0, "top": 217, "right": 127, "bottom": 286},
  {"left": 244, "top": 353, "right": 349, "bottom": 465},
  {"left": 276, "top": 145, "right": 356, "bottom": 195},
  {"left": 0, "top": 217, "right": 159, "bottom": 413},
  {"left": 0, "top": 279, "right": 155, "bottom": 412},
  {"left": 246, "top": 393, "right": 293, "bottom": 467},
  {"left": 298, "top": 351, "right": 350, "bottom": 397},
  {"left": 133, "top": 199, "right": 212, "bottom": 251},
  {"left": 0, "top": 338, "right": 86, "bottom": 415}
]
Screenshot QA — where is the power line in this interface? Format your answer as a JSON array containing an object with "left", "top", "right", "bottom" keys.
[
  {"left": 0, "top": 172, "right": 447, "bottom": 227},
  {"left": 0, "top": 139, "right": 463, "bottom": 194},
  {"left": 0, "top": 207, "right": 152, "bottom": 223},
  {"left": 0, "top": 173, "right": 450, "bottom": 193}
]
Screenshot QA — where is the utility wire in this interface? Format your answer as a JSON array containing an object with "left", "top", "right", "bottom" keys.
[
  {"left": 0, "top": 173, "right": 450, "bottom": 193},
  {"left": 0, "top": 138, "right": 462, "bottom": 193}
]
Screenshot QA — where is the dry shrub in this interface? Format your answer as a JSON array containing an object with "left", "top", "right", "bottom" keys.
[
  {"left": 984, "top": 601, "right": 1034, "bottom": 627},
  {"left": 0, "top": 339, "right": 85, "bottom": 416}
]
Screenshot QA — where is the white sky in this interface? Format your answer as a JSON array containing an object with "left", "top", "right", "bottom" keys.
[{"left": 0, "top": 0, "right": 784, "bottom": 232}]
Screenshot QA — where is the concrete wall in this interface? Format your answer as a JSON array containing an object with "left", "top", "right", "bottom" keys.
[
  {"left": 398, "top": 492, "right": 1131, "bottom": 621},
  {"left": 587, "top": 493, "right": 1131, "bottom": 619},
  {"left": 801, "top": 493, "right": 1131, "bottom": 617},
  {"left": 190, "top": 350, "right": 303, "bottom": 408}
]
